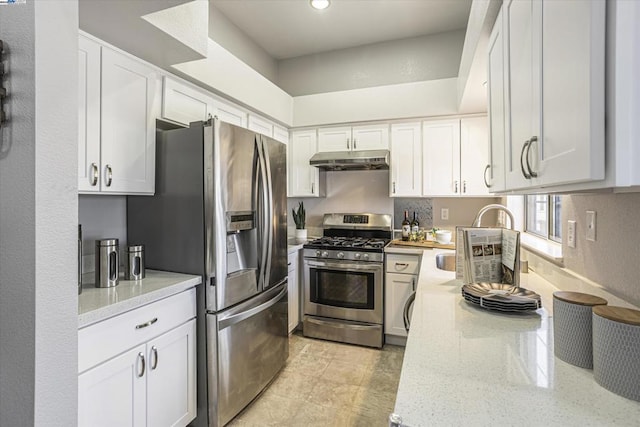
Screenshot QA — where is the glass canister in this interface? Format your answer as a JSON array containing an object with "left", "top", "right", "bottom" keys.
[
  {"left": 125, "top": 244, "right": 145, "bottom": 281},
  {"left": 95, "top": 238, "right": 119, "bottom": 288}
]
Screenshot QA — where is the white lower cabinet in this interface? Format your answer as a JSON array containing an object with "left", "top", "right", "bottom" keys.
[
  {"left": 385, "top": 254, "right": 421, "bottom": 342},
  {"left": 288, "top": 250, "right": 300, "bottom": 334},
  {"left": 78, "top": 289, "right": 197, "bottom": 427}
]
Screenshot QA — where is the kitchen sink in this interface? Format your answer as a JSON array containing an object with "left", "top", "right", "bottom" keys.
[{"left": 435, "top": 253, "right": 456, "bottom": 272}]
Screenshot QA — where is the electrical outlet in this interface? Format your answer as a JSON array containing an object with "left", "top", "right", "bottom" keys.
[
  {"left": 586, "top": 211, "right": 596, "bottom": 242},
  {"left": 567, "top": 220, "right": 576, "bottom": 248},
  {"left": 441, "top": 208, "right": 449, "bottom": 221}
]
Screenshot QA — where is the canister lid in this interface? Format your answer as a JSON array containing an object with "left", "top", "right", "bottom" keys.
[
  {"left": 553, "top": 291, "right": 608, "bottom": 306},
  {"left": 593, "top": 305, "right": 640, "bottom": 326},
  {"left": 126, "top": 244, "right": 145, "bottom": 252},
  {"left": 96, "top": 238, "right": 119, "bottom": 247}
]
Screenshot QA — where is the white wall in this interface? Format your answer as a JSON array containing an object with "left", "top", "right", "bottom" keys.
[
  {"left": 278, "top": 30, "right": 465, "bottom": 96},
  {"left": 0, "top": 1, "right": 78, "bottom": 425}
]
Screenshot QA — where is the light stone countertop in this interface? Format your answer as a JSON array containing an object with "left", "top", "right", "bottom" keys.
[
  {"left": 394, "top": 249, "right": 640, "bottom": 426},
  {"left": 78, "top": 270, "right": 201, "bottom": 328}
]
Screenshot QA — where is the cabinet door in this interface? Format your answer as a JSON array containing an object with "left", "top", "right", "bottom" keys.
[
  {"left": 212, "top": 99, "right": 247, "bottom": 127},
  {"left": 101, "top": 48, "right": 157, "bottom": 194},
  {"left": 78, "top": 345, "right": 146, "bottom": 427},
  {"left": 460, "top": 117, "right": 491, "bottom": 196},
  {"left": 248, "top": 114, "right": 274, "bottom": 137},
  {"left": 146, "top": 320, "right": 197, "bottom": 427},
  {"left": 162, "top": 76, "right": 212, "bottom": 126},
  {"left": 384, "top": 273, "right": 415, "bottom": 338},
  {"left": 317, "top": 126, "right": 351, "bottom": 152},
  {"left": 273, "top": 125, "right": 289, "bottom": 144},
  {"left": 422, "top": 120, "right": 460, "bottom": 196},
  {"left": 78, "top": 35, "right": 101, "bottom": 193},
  {"left": 487, "top": 9, "right": 507, "bottom": 193},
  {"left": 390, "top": 122, "right": 422, "bottom": 197},
  {"left": 352, "top": 124, "right": 389, "bottom": 151},
  {"left": 288, "top": 130, "right": 320, "bottom": 197},
  {"left": 537, "top": 0, "right": 605, "bottom": 186},
  {"left": 504, "top": 0, "right": 540, "bottom": 190},
  {"left": 287, "top": 251, "right": 299, "bottom": 334}
]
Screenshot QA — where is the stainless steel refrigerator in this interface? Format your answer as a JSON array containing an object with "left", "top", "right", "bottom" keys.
[{"left": 128, "top": 118, "right": 288, "bottom": 427}]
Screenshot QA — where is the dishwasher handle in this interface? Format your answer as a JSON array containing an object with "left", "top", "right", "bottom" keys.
[{"left": 403, "top": 291, "right": 416, "bottom": 333}]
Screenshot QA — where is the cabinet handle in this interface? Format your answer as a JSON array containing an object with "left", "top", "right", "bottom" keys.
[
  {"left": 346, "top": 138, "right": 350, "bottom": 150},
  {"left": 353, "top": 138, "right": 357, "bottom": 149},
  {"left": 90, "top": 163, "right": 98, "bottom": 186},
  {"left": 411, "top": 277, "right": 416, "bottom": 292},
  {"left": 520, "top": 140, "right": 532, "bottom": 179},
  {"left": 393, "top": 181, "right": 396, "bottom": 194},
  {"left": 311, "top": 182, "right": 315, "bottom": 194},
  {"left": 135, "top": 317, "right": 158, "bottom": 329},
  {"left": 525, "top": 136, "right": 538, "bottom": 178},
  {"left": 105, "top": 164, "right": 113, "bottom": 187},
  {"left": 483, "top": 164, "right": 491, "bottom": 188},
  {"left": 137, "top": 352, "right": 145, "bottom": 378},
  {"left": 454, "top": 180, "right": 459, "bottom": 193},
  {"left": 151, "top": 346, "right": 158, "bottom": 370},
  {"left": 395, "top": 262, "right": 409, "bottom": 270},
  {"left": 463, "top": 180, "right": 467, "bottom": 193}
]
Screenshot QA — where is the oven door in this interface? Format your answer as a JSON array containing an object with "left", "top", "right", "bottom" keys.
[{"left": 303, "top": 258, "right": 383, "bottom": 324}]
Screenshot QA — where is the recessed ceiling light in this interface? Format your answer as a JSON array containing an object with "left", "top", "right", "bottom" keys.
[{"left": 310, "top": 0, "right": 330, "bottom": 10}]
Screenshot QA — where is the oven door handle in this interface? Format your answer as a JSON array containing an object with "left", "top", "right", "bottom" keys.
[{"left": 305, "top": 260, "right": 381, "bottom": 272}]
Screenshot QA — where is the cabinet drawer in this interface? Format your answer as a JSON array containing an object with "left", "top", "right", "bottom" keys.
[
  {"left": 79, "top": 288, "right": 196, "bottom": 373},
  {"left": 386, "top": 254, "right": 421, "bottom": 275}
]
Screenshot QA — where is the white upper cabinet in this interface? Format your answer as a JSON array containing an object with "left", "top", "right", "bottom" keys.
[
  {"left": 161, "top": 76, "right": 212, "bottom": 126},
  {"left": 288, "top": 130, "right": 323, "bottom": 197},
  {"left": 100, "top": 48, "right": 158, "bottom": 195},
  {"left": 422, "top": 120, "right": 461, "bottom": 196},
  {"left": 390, "top": 122, "right": 422, "bottom": 197},
  {"left": 500, "top": 0, "right": 605, "bottom": 191},
  {"left": 273, "top": 125, "right": 289, "bottom": 144},
  {"left": 460, "top": 117, "right": 491, "bottom": 196},
  {"left": 487, "top": 8, "right": 507, "bottom": 193},
  {"left": 211, "top": 99, "right": 247, "bottom": 128},
  {"left": 78, "top": 35, "right": 158, "bottom": 195},
  {"left": 78, "top": 36, "right": 101, "bottom": 193},
  {"left": 248, "top": 114, "right": 274, "bottom": 138},
  {"left": 317, "top": 124, "right": 389, "bottom": 152}
]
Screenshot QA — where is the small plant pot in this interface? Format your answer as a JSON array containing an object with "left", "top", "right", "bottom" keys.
[{"left": 294, "top": 229, "right": 308, "bottom": 241}]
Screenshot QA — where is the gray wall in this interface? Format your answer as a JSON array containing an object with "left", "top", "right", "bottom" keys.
[
  {"left": 0, "top": 1, "right": 78, "bottom": 425},
  {"left": 278, "top": 30, "right": 465, "bottom": 96},
  {"left": 561, "top": 193, "right": 640, "bottom": 306},
  {"left": 209, "top": 5, "right": 278, "bottom": 82}
]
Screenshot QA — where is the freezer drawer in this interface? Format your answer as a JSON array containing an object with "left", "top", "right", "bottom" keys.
[{"left": 207, "top": 282, "right": 288, "bottom": 427}]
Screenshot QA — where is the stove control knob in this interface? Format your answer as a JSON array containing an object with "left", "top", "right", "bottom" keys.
[
  {"left": 322, "top": 251, "right": 329, "bottom": 258},
  {"left": 363, "top": 253, "right": 370, "bottom": 261},
  {"left": 354, "top": 253, "right": 362, "bottom": 260},
  {"left": 316, "top": 250, "right": 321, "bottom": 257},
  {"left": 337, "top": 252, "right": 345, "bottom": 259}
]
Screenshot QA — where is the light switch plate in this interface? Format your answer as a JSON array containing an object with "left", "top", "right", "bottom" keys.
[
  {"left": 586, "top": 211, "right": 596, "bottom": 242},
  {"left": 567, "top": 220, "right": 576, "bottom": 248},
  {"left": 441, "top": 208, "right": 449, "bottom": 221}
]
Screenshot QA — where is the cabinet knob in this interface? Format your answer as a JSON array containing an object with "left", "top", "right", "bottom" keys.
[
  {"left": 90, "top": 163, "right": 99, "bottom": 186},
  {"left": 105, "top": 164, "right": 113, "bottom": 187}
]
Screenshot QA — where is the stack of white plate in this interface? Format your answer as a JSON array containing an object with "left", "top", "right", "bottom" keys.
[{"left": 461, "top": 282, "right": 542, "bottom": 312}]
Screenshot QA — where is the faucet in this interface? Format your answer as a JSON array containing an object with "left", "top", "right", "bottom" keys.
[{"left": 472, "top": 204, "right": 515, "bottom": 230}]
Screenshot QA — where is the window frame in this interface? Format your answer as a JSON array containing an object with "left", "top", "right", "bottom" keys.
[{"left": 525, "top": 195, "right": 562, "bottom": 243}]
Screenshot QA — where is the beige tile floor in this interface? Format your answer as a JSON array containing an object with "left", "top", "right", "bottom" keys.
[{"left": 228, "top": 332, "right": 405, "bottom": 427}]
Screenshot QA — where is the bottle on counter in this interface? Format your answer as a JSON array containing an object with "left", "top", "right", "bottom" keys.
[
  {"left": 411, "top": 212, "right": 420, "bottom": 235},
  {"left": 401, "top": 210, "right": 410, "bottom": 241}
]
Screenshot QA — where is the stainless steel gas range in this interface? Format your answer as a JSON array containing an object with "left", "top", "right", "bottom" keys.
[{"left": 302, "top": 213, "right": 392, "bottom": 348}]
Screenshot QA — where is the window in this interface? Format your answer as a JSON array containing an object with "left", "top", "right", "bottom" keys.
[{"left": 525, "top": 195, "right": 562, "bottom": 242}]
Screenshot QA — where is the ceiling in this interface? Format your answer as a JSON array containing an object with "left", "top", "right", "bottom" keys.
[{"left": 211, "top": 0, "right": 473, "bottom": 60}]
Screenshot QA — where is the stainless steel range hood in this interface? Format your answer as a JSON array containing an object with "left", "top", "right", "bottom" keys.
[{"left": 309, "top": 150, "right": 390, "bottom": 171}]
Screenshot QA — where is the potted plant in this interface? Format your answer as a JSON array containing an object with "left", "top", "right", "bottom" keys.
[{"left": 292, "top": 201, "right": 307, "bottom": 241}]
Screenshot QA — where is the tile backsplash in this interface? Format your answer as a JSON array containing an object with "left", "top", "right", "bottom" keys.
[{"left": 393, "top": 198, "right": 433, "bottom": 229}]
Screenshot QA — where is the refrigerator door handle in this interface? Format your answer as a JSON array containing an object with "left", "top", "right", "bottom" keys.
[
  {"left": 261, "top": 136, "right": 274, "bottom": 289},
  {"left": 218, "top": 284, "right": 287, "bottom": 330},
  {"left": 256, "top": 136, "right": 269, "bottom": 291}
]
